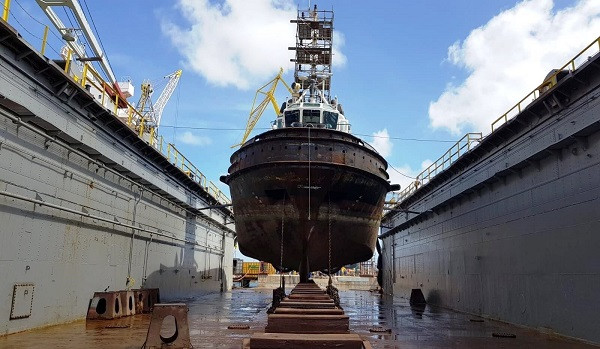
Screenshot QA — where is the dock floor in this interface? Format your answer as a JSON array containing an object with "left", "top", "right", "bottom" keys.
[{"left": 0, "top": 288, "right": 595, "bottom": 348}]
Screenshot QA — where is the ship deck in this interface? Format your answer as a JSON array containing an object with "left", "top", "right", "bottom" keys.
[{"left": 0, "top": 288, "right": 594, "bottom": 349}]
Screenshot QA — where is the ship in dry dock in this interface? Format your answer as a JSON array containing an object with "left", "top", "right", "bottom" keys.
[{"left": 221, "top": 6, "right": 398, "bottom": 279}]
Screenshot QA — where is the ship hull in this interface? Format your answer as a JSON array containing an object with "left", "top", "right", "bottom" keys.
[{"left": 224, "top": 128, "right": 391, "bottom": 272}]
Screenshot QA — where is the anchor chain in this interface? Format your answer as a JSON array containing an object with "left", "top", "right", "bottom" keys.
[
  {"left": 328, "top": 194, "right": 332, "bottom": 285},
  {"left": 268, "top": 195, "right": 286, "bottom": 314},
  {"left": 326, "top": 194, "right": 342, "bottom": 308},
  {"left": 280, "top": 195, "right": 285, "bottom": 289}
]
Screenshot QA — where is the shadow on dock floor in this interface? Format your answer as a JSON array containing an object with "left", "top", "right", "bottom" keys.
[{"left": 0, "top": 289, "right": 595, "bottom": 348}]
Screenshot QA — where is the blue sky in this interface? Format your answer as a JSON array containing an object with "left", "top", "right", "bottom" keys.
[{"left": 8, "top": 0, "right": 600, "bottom": 207}]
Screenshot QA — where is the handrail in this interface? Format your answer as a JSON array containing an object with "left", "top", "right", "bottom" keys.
[
  {"left": 389, "top": 132, "right": 482, "bottom": 205},
  {"left": 1, "top": 6, "right": 231, "bottom": 206},
  {"left": 491, "top": 36, "right": 600, "bottom": 132},
  {"left": 80, "top": 63, "right": 231, "bottom": 205},
  {"left": 389, "top": 36, "right": 600, "bottom": 207}
]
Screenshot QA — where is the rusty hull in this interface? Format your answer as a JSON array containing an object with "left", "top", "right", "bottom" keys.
[{"left": 222, "top": 128, "right": 391, "bottom": 272}]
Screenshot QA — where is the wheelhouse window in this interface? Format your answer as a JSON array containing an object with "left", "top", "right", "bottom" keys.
[
  {"left": 323, "top": 111, "right": 338, "bottom": 129},
  {"left": 284, "top": 110, "right": 300, "bottom": 127},
  {"left": 302, "top": 109, "right": 321, "bottom": 124}
]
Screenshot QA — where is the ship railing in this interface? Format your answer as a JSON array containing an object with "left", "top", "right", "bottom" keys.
[
  {"left": 0, "top": 6, "right": 231, "bottom": 206},
  {"left": 491, "top": 36, "right": 600, "bottom": 132},
  {"left": 389, "top": 132, "right": 482, "bottom": 205}
]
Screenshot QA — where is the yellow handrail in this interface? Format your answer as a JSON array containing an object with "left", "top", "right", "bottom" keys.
[
  {"left": 390, "top": 36, "right": 600, "bottom": 208},
  {"left": 390, "top": 132, "right": 482, "bottom": 205},
  {"left": 1, "top": 0, "right": 231, "bottom": 207},
  {"left": 491, "top": 36, "right": 600, "bottom": 132},
  {"left": 2, "top": 0, "right": 10, "bottom": 22},
  {"left": 81, "top": 63, "right": 231, "bottom": 206},
  {"left": 40, "top": 26, "right": 48, "bottom": 55}
]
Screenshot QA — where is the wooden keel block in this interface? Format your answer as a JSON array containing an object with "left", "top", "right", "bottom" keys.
[
  {"left": 143, "top": 303, "right": 191, "bottom": 349},
  {"left": 265, "top": 314, "right": 349, "bottom": 334},
  {"left": 283, "top": 297, "right": 334, "bottom": 303},
  {"left": 248, "top": 333, "right": 365, "bottom": 349},
  {"left": 274, "top": 307, "right": 344, "bottom": 315},
  {"left": 288, "top": 294, "right": 331, "bottom": 300},
  {"left": 279, "top": 301, "right": 336, "bottom": 309}
]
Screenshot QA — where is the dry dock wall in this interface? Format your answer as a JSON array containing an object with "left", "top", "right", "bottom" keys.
[
  {"left": 0, "top": 23, "right": 235, "bottom": 334},
  {"left": 381, "top": 55, "right": 600, "bottom": 343}
]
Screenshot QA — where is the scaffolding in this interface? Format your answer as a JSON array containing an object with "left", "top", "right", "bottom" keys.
[
  {"left": 289, "top": 5, "right": 334, "bottom": 101},
  {"left": 359, "top": 260, "right": 376, "bottom": 277}
]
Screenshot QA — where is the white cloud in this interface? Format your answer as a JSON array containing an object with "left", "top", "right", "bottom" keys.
[
  {"left": 371, "top": 129, "right": 393, "bottom": 158},
  {"left": 163, "top": 0, "right": 346, "bottom": 89},
  {"left": 429, "top": 0, "right": 600, "bottom": 135},
  {"left": 388, "top": 160, "right": 433, "bottom": 193},
  {"left": 332, "top": 31, "right": 347, "bottom": 67},
  {"left": 178, "top": 131, "right": 212, "bottom": 146}
]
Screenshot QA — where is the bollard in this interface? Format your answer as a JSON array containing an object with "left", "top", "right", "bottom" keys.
[{"left": 409, "top": 288, "right": 427, "bottom": 306}]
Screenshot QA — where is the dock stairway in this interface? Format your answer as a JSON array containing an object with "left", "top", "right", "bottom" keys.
[{"left": 243, "top": 281, "right": 371, "bottom": 348}]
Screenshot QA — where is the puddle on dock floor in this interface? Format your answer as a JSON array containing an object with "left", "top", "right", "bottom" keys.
[{"left": 0, "top": 288, "right": 595, "bottom": 348}]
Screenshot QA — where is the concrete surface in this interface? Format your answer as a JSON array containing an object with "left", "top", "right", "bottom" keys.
[{"left": 0, "top": 289, "right": 595, "bottom": 348}]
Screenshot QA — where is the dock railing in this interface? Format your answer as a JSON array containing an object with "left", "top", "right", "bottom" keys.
[
  {"left": 1, "top": 4, "right": 231, "bottom": 206},
  {"left": 491, "top": 36, "right": 600, "bottom": 132},
  {"left": 390, "top": 36, "right": 600, "bottom": 207},
  {"left": 78, "top": 63, "right": 231, "bottom": 205},
  {"left": 389, "top": 132, "right": 482, "bottom": 205}
]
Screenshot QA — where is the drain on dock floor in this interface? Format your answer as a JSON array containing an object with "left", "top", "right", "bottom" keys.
[
  {"left": 369, "top": 327, "right": 391, "bottom": 333},
  {"left": 492, "top": 332, "right": 517, "bottom": 338},
  {"left": 228, "top": 324, "right": 250, "bottom": 330}
]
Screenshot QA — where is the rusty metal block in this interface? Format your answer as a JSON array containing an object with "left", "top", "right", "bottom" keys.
[
  {"left": 142, "top": 303, "right": 191, "bottom": 349},
  {"left": 137, "top": 288, "right": 160, "bottom": 313},
  {"left": 86, "top": 291, "right": 123, "bottom": 320},
  {"left": 146, "top": 288, "right": 160, "bottom": 312},
  {"left": 132, "top": 289, "right": 148, "bottom": 314},
  {"left": 120, "top": 290, "right": 135, "bottom": 316}
]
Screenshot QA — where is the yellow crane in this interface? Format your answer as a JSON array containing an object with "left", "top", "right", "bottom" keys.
[{"left": 233, "top": 68, "right": 293, "bottom": 148}]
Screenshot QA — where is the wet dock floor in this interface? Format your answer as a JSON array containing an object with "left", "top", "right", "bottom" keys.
[{"left": 0, "top": 288, "right": 595, "bottom": 348}]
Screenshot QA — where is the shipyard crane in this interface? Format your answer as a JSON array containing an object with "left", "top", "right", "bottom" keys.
[
  {"left": 136, "top": 69, "right": 182, "bottom": 131},
  {"left": 36, "top": 0, "right": 116, "bottom": 85},
  {"left": 233, "top": 68, "right": 293, "bottom": 148}
]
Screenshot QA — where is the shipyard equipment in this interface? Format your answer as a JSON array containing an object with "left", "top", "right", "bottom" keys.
[
  {"left": 136, "top": 69, "right": 182, "bottom": 132},
  {"left": 233, "top": 68, "right": 293, "bottom": 147}
]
